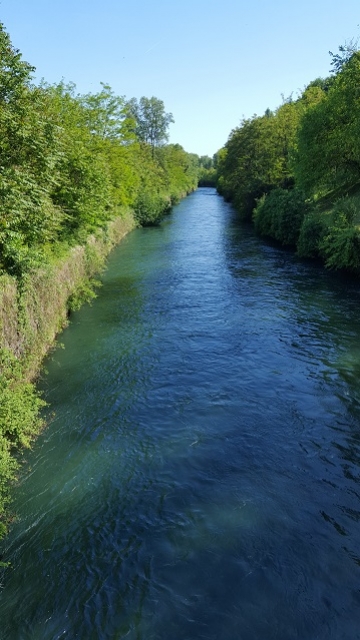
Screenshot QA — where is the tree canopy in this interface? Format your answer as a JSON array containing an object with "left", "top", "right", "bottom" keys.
[
  {"left": 216, "top": 41, "right": 360, "bottom": 272},
  {"left": 127, "top": 96, "right": 174, "bottom": 149}
]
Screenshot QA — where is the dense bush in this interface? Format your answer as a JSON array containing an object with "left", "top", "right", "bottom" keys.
[
  {"left": 133, "top": 190, "right": 170, "bottom": 226},
  {"left": 319, "top": 197, "right": 360, "bottom": 272},
  {"left": 253, "top": 188, "right": 308, "bottom": 246},
  {"left": 296, "top": 210, "right": 327, "bottom": 258}
]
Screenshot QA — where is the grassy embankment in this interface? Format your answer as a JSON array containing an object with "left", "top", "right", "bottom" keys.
[{"left": 0, "top": 211, "right": 136, "bottom": 540}]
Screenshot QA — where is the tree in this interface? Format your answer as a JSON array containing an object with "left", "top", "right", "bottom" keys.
[
  {"left": 0, "top": 22, "right": 34, "bottom": 103},
  {"left": 0, "top": 26, "right": 64, "bottom": 275},
  {"left": 127, "top": 96, "right": 174, "bottom": 150},
  {"left": 80, "top": 83, "right": 136, "bottom": 142},
  {"left": 216, "top": 102, "right": 301, "bottom": 219},
  {"left": 295, "top": 51, "right": 360, "bottom": 197},
  {"left": 329, "top": 39, "right": 358, "bottom": 74}
]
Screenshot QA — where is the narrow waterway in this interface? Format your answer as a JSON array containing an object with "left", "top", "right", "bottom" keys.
[{"left": 1, "top": 188, "right": 360, "bottom": 639}]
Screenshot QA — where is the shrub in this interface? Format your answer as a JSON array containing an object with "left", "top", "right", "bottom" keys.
[
  {"left": 133, "top": 190, "right": 170, "bottom": 226},
  {"left": 297, "top": 210, "right": 327, "bottom": 258},
  {"left": 319, "top": 196, "right": 360, "bottom": 272},
  {"left": 0, "top": 348, "right": 45, "bottom": 538},
  {"left": 253, "top": 188, "right": 308, "bottom": 246}
]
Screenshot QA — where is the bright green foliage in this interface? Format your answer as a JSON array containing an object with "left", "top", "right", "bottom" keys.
[
  {"left": 131, "top": 143, "right": 198, "bottom": 225},
  {"left": 0, "top": 31, "right": 64, "bottom": 275},
  {"left": 217, "top": 44, "right": 360, "bottom": 274},
  {"left": 217, "top": 99, "right": 302, "bottom": 219},
  {"left": 127, "top": 96, "right": 174, "bottom": 150},
  {"left": 296, "top": 52, "right": 360, "bottom": 197},
  {"left": 0, "top": 22, "right": 34, "bottom": 101},
  {"left": 80, "top": 83, "right": 134, "bottom": 141},
  {"left": 160, "top": 145, "right": 199, "bottom": 201},
  {"left": 0, "top": 25, "right": 194, "bottom": 269},
  {"left": 253, "top": 188, "right": 308, "bottom": 246},
  {"left": 0, "top": 349, "right": 45, "bottom": 448},
  {"left": 0, "top": 21, "right": 197, "bottom": 532},
  {"left": 133, "top": 190, "right": 170, "bottom": 226}
]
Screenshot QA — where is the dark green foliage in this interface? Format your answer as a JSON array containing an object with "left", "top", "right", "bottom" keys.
[
  {"left": 297, "top": 211, "right": 327, "bottom": 258},
  {"left": 197, "top": 155, "right": 217, "bottom": 186},
  {"left": 198, "top": 168, "right": 217, "bottom": 187},
  {"left": 319, "top": 197, "right": 360, "bottom": 272},
  {"left": 253, "top": 188, "right": 308, "bottom": 246},
  {"left": 329, "top": 39, "right": 358, "bottom": 74}
]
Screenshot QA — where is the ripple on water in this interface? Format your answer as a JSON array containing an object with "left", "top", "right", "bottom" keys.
[{"left": 1, "top": 189, "right": 360, "bottom": 639}]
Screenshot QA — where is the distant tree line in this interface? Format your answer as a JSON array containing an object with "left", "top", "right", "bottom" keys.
[
  {"left": 216, "top": 42, "right": 360, "bottom": 274},
  {"left": 197, "top": 156, "right": 217, "bottom": 187}
]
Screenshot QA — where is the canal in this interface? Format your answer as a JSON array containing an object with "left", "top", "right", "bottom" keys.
[{"left": 1, "top": 188, "right": 360, "bottom": 639}]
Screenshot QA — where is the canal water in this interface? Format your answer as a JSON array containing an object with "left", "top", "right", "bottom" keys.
[{"left": 1, "top": 188, "right": 360, "bottom": 639}]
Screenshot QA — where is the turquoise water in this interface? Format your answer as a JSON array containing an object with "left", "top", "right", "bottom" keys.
[{"left": 1, "top": 188, "right": 360, "bottom": 639}]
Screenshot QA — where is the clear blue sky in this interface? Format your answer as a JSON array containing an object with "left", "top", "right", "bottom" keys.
[{"left": 0, "top": 0, "right": 359, "bottom": 156}]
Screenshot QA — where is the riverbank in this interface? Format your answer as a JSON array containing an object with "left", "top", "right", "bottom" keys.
[{"left": 0, "top": 209, "right": 136, "bottom": 538}]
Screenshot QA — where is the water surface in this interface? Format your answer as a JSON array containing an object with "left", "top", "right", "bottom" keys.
[{"left": 1, "top": 188, "right": 360, "bottom": 639}]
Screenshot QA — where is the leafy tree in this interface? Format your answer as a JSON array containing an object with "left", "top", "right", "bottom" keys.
[
  {"left": 80, "top": 83, "right": 136, "bottom": 142},
  {"left": 0, "top": 28, "right": 64, "bottom": 275},
  {"left": 199, "top": 155, "right": 213, "bottom": 169},
  {"left": 295, "top": 51, "right": 360, "bottom": 197},
  {"left": 160, "top": 144, "right": 198, "bottom": 199},
  {"left": 127, "top": 96, "right": 174, "bottom": 150},
  {"left": 216, "top": 100, "right": 301, "bottom": 219},
  {"left": 0, "top": 22, "right": 34, "bottom": 102},
  {"left": 329, "top": 39, "right": 358, "bottom": 74}
]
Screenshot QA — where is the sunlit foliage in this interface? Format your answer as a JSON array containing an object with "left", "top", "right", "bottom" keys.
[{"left": 216, "top": 42, "right": 360, "bottom": 273}]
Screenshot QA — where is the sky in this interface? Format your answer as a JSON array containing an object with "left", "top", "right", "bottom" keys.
[{"left": 0, "top": 0, "right": 359, "bottom": 157}]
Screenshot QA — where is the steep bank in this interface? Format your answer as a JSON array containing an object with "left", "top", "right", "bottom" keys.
[
  {"left": 0, "top": 210, "right": 136, "bottom": 537},
  {"left": 1, "top": 210, "right": 135, "bottom": 374}
]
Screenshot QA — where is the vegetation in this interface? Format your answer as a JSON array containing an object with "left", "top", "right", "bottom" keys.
[
  {"left": 198, "top": 155, "right": 217, "bottom": 187},
  {"left": 0, "top": 21, "right": 200, "bottom": 536},
  {"left": 253, "top": 188, "right": 308, "bottom": 247},
  {"left": 216, "top": 43, "right": 360, "bottom": 274}
]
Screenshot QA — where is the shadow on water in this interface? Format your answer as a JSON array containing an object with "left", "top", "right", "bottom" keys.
[{"left": 1, "top": 188, "right": 360, "bottom": 639}]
